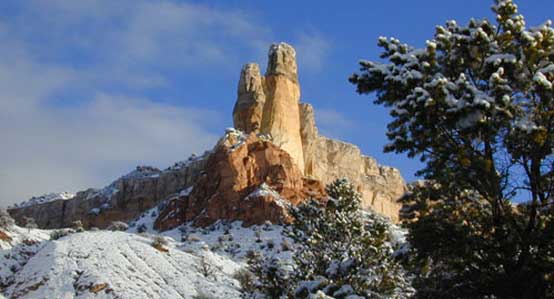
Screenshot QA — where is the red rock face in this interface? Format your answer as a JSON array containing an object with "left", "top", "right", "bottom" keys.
[
  {"left": 0, "top": 230, "right": 12, "bottom": 242},
  {"left": 154, "top": 134, "right": 326, "bottom": 231}
]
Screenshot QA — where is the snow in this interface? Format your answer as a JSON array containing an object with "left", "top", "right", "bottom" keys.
[
  {"left": 485, "top": 54, "right": 517, "bottom": 66},
  {"left": 334, "top": 285, "right": 354, "bottom": 297},
  {"left": 89, "top": 208, "right": 101, "bottom": 216},
  {"left": 2, "top": 193, "right": 408, "bottom": 298},
  {"left": 128, "top": 205, "right": 292, "bottom": 261},
  {"left": 269, "top": 42, "right": 296, "bottom": 57},
  {"left": 223, "top": 127, "right": 248, "bottom": 151},
  {"left": 425, "top": 40, "right": 437, "bottom": 49},
  {"left": 12, "top": 192, "right": 75, "bottom": 208},
  {"left": 244, "top": 183, "right": 281, "bottom": 202},
  {"left": 534, "top": 71, "right": 553, "bottom": 89},
  {"left": 513, "top": 118, "right": 541, "bottom": 133},
  {"left": 1, "top": 213, "right": 296, "bottom": 298},
  {"left": 179, "top": 187, "right": 193, "bottom": 197},
  {"left": 0, "top": 226, "right": 51, "bottom": 287},
  {"left": 3, "top": 231, "right": 242, "bottom": 299}
]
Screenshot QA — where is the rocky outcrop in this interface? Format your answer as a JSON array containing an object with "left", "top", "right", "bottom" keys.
[
  {"left": 298, "top": 103, "right": 405, "bottom": 221},
  {"left": 312, "top": 135, "right": 405, "bottom": 222},
  {"left": 0, "top": 230, "right": 11, "bottom": 242},
  {"left": 233, "top": 44, "right": 407, "bottom": 222},
  {"left": 260, "top": 43, "right": 305, "bottom": 174},
  {"left": 233, "top": 63, "right": 266, "bottom": 134},
  {"left": 154, "top": 131, "right": 326, "bottom": 230},
  {"left": 232, "top": 43, "right": 305, "bottom": 173},
  {"left": 8, "top": 160, "right": 207, "bottom": 229}
]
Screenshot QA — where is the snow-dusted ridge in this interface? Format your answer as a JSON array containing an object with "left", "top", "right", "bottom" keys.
[
  {"left": 12, "top": 150, "right": 211, "bottom": 211},
  {"left": 11, "top": 192, "right": 75, "bottom": 209}
]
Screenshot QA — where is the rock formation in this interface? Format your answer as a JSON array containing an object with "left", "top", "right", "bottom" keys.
[
  {"left": 232, "top": 63, "right": 265, "bottom": 133},
  {"left": 232, "top": 44, "right": 305, "bottom": 172},
  {"left": 299, "top": 103, "right": 405, "bottom": 220},
  {"left": 8, "top": 42, "right": 407, "bottom": 229},
  {"left": 260, "top": 43, "right": 305, "bottom": 173},
  {"left": 154, "top": 130, "right": 326, "bottom": 230},
  {"left": 233, "top": 43, "right": 406, "bottom": 221}
]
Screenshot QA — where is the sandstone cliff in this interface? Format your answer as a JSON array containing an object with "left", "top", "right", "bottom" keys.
[
  {"left": 233, "top": 63, "right": 265, "bottom": 134},
  {"left": 299, "top": 103, "right": 405, "bottom": 221}
]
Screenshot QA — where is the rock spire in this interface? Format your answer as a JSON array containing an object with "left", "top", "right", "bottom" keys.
[{"left": 233, "top": 42, "right": 305, "bottom": 173}]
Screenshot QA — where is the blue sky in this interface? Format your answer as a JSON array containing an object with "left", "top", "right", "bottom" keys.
[{"left": 1, "top": 0, "right": 553, "bottom": 207}]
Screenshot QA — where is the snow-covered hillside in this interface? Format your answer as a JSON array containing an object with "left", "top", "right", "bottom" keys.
[
  {"left": 0, "top": 226, "right": 50, "bottom": 288},
  {"left": 0, "top": 212, "right": 293, "bottom": 299},
  {"left": 1, "top": 204, "right": 407, "bottom": 299},
  {"left": 4, "top": 231, "right": 241, "bottom": 299}
]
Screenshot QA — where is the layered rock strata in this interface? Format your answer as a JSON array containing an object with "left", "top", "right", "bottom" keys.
[{"left": 299, "top": 103, "right": 405, "bottom": 221}]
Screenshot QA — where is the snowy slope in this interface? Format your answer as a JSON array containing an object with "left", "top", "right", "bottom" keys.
[
  {"left": 1, "top": 204, "right": 407, "bottom": 298},
  {"left": 4, "top": 231, "right": 241, "bottom": 299},
  {"left": 128, "top": 205, "right": 293, "bottom": 261},
  {"left": 0, "top": 226, "right": 50, "bottom": 288},
  {"left": 1, "top": 210, "right": 295, "bottom": 299}
]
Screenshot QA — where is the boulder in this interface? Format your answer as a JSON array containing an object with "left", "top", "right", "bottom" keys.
[{"left": 0, "top": 230, "right": 11, "bottom": 242}]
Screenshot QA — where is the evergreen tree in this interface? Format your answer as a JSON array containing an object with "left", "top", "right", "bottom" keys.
[
  {"left": 23, "top": 216, "right": 38, "bottom": 230},
  {"left": 244, "top": 179, "right": 412, "bottom": 298},
  {"left": 0, "top": 208, "right": 15, "bottom": 228},
  {"left": 350, "top": 1, "right": 554, "bottom": 297},
  {"left": 243, "top": 250, "right": 294, "bottom": 299}
]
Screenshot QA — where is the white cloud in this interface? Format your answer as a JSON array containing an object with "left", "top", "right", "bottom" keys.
[
  {"left": 0, "top": 98, "right": 219, "bottom": 207},
  {"left": 6, "top": 0, "right": 272, "bottom": 90},
  {"left": 0, "top": 53, "right": 219, "bottom": 207},
  {"left": 0, "top": 0, "right": 272, "bottom": 207}
]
